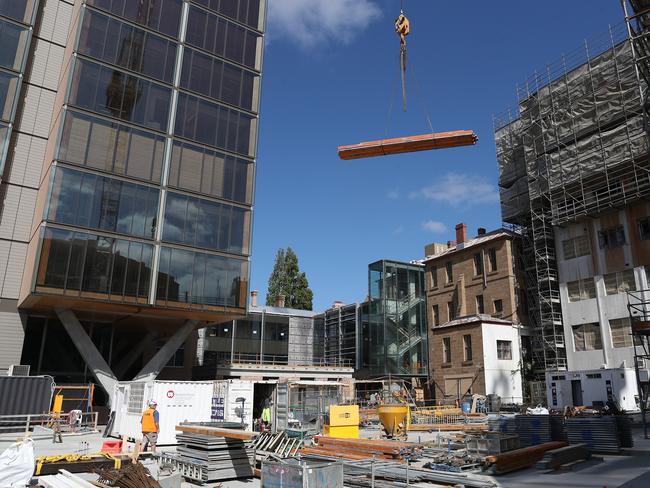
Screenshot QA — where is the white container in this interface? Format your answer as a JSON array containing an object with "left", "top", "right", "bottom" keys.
[
  {"left": 546, "top": 368, "right": 639, "bottom": 412},
  {"left": 112, "top": 381, "right": 215, "bottom": 445},
  {"left": 212, "top": 380, "right": 254, "bottom": 429}
]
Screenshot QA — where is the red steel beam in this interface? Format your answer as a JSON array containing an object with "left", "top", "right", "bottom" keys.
[{"left": 338, "top": 130, "right": 478, "bottom": 160}]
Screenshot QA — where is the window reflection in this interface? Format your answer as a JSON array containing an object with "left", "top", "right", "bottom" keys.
[
  {"left": 79, "top": 9, "right": 177, "bottom": 84},
  {"left": 168, "top": 140, "right": 251, "bottom": 203},
  {"left": 69, "top": 58, "right": 171, "bottom": 132},
  {"left": 163, "top": 191, "right": 248, "bottom": 254},
  {"left": 156, "top": 246, "right": 246, "bottom": 308},
  {"left": 0, "top": 0, "right": 37, "bottom": 24},
  {"left": 0, "top": 69, "right": 19, "bottom": 122},
  {"left": 48, "top": 166, "right": 159, "bottom": 239},
  {"left": 86, "top": 0, "right": 182, "bottom": 38},
  {"left": 186, "top": 5, "right": 260, "bottom": 69},
  {"left": 181, "top": 47, "right": 258, "bottom": 112},
  {"left": 58, "top": 110, "right": 165, "bottom": 183},
  {"left": 192, "top": 0, "right": 262, "bottom": 30},
  {"left": 0, "top": 20, "right": 29, "bottom": 72},
  {"left": 175, "top": 92, "right": 255, "bottom": 156},
  {"left": 36, "top": 227, "right": 153, "bottom": 303}
]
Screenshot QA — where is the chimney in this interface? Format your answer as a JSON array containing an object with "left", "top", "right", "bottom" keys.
[
  {"left": 250, "top": 290, "right": 258, "bottom": 307},
  {"left": 447, "top": 240, "right": 457, "bottom": 249},
  {"left": 477, "top": 227, "right": 486, "bottom": 236},
  {"left": 455, "top": 223, "right": 467, "bottom": 245},
  {"left": 276, "top": 294, "right": 286, "bottom": 308}
]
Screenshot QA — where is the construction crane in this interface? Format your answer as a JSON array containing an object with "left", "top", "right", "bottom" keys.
[{"left": 338, "top": 2, "right": 478, "bottom": 160}]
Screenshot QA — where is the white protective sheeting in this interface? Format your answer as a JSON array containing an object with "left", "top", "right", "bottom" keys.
[{"left": 0, "top": 438, "right": 35, "bottom": 488}]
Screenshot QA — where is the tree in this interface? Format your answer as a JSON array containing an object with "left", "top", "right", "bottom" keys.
[{"left": 266, "top": 247, "right": 313, "bottom": 310}]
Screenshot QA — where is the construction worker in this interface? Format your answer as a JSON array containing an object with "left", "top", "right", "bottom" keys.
[
  {"left": 141, "top": 400, "right": 159, "bottom": 453},
  {"left": 261, "top": 400, "right": 271, "bottom": 432}
]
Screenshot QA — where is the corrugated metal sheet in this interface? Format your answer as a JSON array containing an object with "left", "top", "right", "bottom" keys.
[{"left": 0, "top": 375, "right": 55, "bottom": 415}]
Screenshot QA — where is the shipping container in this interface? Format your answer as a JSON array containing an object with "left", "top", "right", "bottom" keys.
[
  {"left": 111, "top": 380, "right": 215, "bottom": 445},
  {"left": 546, "top": 368, "right": 639, "bottom": 412},
  {"left": 212, "top": 379, "right": 254, "bottom": 429},
  {"left": 0, "top": 375, "right": 54, "bottom": 415}
]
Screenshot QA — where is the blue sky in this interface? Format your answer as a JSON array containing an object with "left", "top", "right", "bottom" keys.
[{"left": 250, "top": 0, "right": 624, "bottom": 311}]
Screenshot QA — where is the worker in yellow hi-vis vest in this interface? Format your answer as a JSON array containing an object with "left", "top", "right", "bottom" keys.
[
  {"left": 141, "top": 400, "right": 159, "bottom": 453},
  {"left": 261, "top": 400, "right": 271, "bottom": 432}
]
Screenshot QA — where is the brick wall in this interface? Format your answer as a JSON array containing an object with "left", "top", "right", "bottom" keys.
[{"left": 429, "top": 322, "right": 485, "bottom": 401}]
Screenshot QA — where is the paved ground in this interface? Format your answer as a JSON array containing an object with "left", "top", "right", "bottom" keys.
[{"left": 5, "top": 425, "right": 650, "bottom": 487}]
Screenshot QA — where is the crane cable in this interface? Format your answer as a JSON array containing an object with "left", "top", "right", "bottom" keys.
[{"left": 386, "top": 1, "right": 435, "bottom": 135}]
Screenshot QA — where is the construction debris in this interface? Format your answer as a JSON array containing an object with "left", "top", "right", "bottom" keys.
[
  {"left": 97, "top": 462, "right": 162, "bottom": 488},
  {"left": 299, "top": 436, "right": 422, "bottom": 462}
]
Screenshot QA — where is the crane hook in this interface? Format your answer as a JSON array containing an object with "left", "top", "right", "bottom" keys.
[{"left": 395, "top": 9, "right": 410, "bottom": 111}]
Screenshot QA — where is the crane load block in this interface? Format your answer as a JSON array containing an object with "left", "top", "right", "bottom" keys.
[{"left": 338, "top": 130, "right": 478, "bottom": 160}]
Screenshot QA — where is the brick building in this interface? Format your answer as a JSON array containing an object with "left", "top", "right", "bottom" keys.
[{"left": 422, "top": 224, "right": 527, "bottom": 404}]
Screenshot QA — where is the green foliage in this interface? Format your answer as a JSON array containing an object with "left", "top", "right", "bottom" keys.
[{"left": 266, "top": 247, "right": 313, "bottom": 310}]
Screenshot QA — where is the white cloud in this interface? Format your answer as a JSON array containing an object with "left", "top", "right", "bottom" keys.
[
  {"left": 421, "top": 220, "right": 447, "bottom": 234},
  {"left": 393, "top": 225, "right": 405, "bottom": 235},
  {"left": 387, "top": 189, "right": 400, "bottom": 200},
  {"left": 409, "top": 173, "right": 499, "bottom": 207},
  {"left": 267, "top": 0, "right": 381, "bottom": 49}
]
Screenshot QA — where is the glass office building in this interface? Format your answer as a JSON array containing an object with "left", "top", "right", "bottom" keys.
[
  {"left": 364, "top": 260, "right": 428, "bottom": 377},
  {"left": 0, "top": 0, "right": 266, "bottom": 385},
  {"left": 23, "top": 0, "right": 264, "bottom": 315}
]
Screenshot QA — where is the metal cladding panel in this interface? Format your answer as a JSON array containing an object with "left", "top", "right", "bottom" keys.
[
  {"left": 0, "top": 375, "right": 54, "bottom": 415},
  {"left": 0, "top": 310, "right": 25, "bottom": 369}
]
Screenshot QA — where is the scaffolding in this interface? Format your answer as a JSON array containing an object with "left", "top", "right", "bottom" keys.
[
  {"left": 626, "top": 289, "right": 650, "bottom": 438},
  {"left": 494, "top": 13, "right": 650, "bottom": 374},
  {"left": 320, "top": 304, "right": 358, "bottom": 369}
]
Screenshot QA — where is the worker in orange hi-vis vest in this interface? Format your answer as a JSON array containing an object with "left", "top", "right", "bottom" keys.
[{"left": 141, "top": 400, "right": 160, "bottom": 453}]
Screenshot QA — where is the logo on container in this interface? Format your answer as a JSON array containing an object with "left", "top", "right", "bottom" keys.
[{"left": 167, "top": 390, "right": 175, "bottom": 399}]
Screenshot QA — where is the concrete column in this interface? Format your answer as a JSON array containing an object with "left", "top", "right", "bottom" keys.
[
  {"left": 56, "top": 309, "right": 117, "bottom": 401},
  {"left": 133, "top": 320, "right": 197, "bottom": 382}
]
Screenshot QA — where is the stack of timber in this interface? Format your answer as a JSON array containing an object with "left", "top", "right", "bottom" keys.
[
  {"left": 170, "top": 423, "right": 256, "bottom": 483},
  {"left": 565, "top": 417, "right": 622, "bottom": 453},
  {"left": 485, "top": 441, "right": 568, "bottom": 474},
  {"left": 299, "top": 436, "right": 422, "bottom": 461},
  {"left": 535, "top": 443, "right": 591, "bottom": 470},
  {"left": 515, "top": 415, "right": 551, "bottom": 447},
  {"left": 337, "top": 130, "right": 478, "bottom": 160}
]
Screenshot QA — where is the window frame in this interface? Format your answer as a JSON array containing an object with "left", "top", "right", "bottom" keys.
[
  {"left": 473, "top": 253, "right": 483, "bottom": 276},
  {"left": 572, "top": 323, "right": 603, "bottom": 351},
  {"left": 445, "top": 261, "right": 453, "bottom": 284},
  {"left": 496, "top": 340, "right": 512, "bottom": 360},
  {"left": 493, "top": 299, "right": 504, "bottom": 315},
  {"left": 463, "top": 334, "right": 473, "bottom": 362},
  {"left": 432, "top": 304, "right": 439, "bottom": 327},
  {"left": 488, "top": 248, "right": 497, "bottom": 272},
  {"left": 598, "top": 225, "right": 626, "bottom": 249},
  {"left": 476, "top": 295, "right": 484, "bottom": 314},
  {"left": 442, "top": 337, "right": 451, "bottom": 364},
  {"left": 430, "top": 265, "right": 438, "bottom": 288}
]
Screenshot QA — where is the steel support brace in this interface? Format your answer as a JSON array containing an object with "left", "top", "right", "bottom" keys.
[
  {"left": 134, "top": 320, "right": 197, "bottom": 382},
  {"left": 56, "top": 309, "right": 117, "bottom": 402}
]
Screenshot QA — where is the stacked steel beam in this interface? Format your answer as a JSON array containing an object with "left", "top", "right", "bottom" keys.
[
  {"left": 549, "top": 414, "right": 568, "bottom": 442},
  {"left": 615, "top": 416, "right": 634, "bottom": 448},
  {"left": 487, "top": 415, "right": 517, "bottom": 436},
  {"left": 173, "top": 432, "right": 253, "bottom": 482},
  {"left": 565, "top": 417, "right": 621, "bottom": 453},
  {"left": 299, "top": 437, "right": 422, "bottom": 461}
]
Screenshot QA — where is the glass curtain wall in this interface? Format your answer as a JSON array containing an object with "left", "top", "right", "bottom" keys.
[
  {"left": 364, "top": 260, "right": 428, "bottom": 377},
  {"left": 0, "top": 0, "right": 39, "bottom": 175},
  {"left": 32, "top": 0, "right": 265, "bottom": 312}
]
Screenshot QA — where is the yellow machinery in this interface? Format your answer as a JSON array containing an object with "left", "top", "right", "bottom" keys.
[
  {"left": 323, "top": 405, "right": 359, "bottom": 439},
  {"left": 377, "top": 404, "right": 410, "bottom": 438}
]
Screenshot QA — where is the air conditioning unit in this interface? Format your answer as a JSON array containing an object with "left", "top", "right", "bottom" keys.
[{"left": 7, "top": 365, "right": 30, "bottom": 376}]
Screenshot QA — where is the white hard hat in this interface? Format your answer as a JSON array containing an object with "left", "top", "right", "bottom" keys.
[{"left": 149, "top": 400, "right": 157, "bottom": 407}]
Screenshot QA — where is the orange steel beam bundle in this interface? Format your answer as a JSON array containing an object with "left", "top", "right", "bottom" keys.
[{"left": 337, "top": 130, "right": 478, "bottom": 160}]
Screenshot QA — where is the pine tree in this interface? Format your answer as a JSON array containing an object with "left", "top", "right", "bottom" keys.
[{"left": 265, "top": 247, "right": 313, "bottom": 310}]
